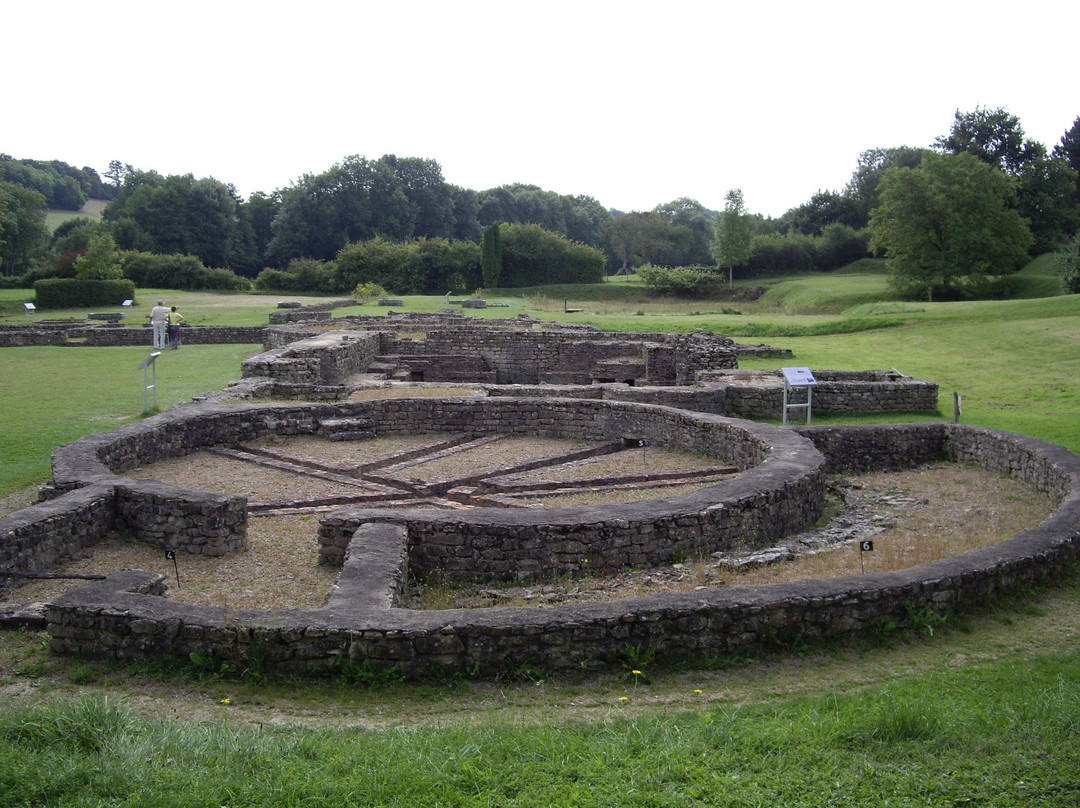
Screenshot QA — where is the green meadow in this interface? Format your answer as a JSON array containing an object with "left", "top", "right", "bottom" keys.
[{"left": 2, "top": 266, "right": 1080, "bottom": 806}]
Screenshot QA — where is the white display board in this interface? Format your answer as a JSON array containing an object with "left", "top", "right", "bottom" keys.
[
  {"left": 781, "top": 367, "right": 816, "bottom": 425},
  {"left": 781, "top": 367, "right": 817, "bottom": 386}
]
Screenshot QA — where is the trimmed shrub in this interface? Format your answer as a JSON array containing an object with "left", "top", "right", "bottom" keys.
[
  {"left": 34, "top": 278, "right": 136, "bottom": 308},
  {"left": 253, "top": 268, "right": 300, "bottom": 292},
  {"left": 499, "top": 223, "right": 606, "bottom": 287},
  {"left": 334, "top": 238, "right": 422, "bottom": 295}
]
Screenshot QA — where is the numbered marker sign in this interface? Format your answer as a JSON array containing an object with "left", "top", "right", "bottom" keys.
[{"left": 860, "top": 540, "right": 874, "bottom": 552}]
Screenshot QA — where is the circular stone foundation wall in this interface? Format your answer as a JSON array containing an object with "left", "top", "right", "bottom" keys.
[{"left": 6, "top": 400, "right": 1078, "bottom": 676}]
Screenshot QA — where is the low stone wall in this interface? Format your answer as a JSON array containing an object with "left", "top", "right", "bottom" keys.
[
  {"left": 2, "top": 315, "right": 935, "bottom": 418},
  {"left": 483, "top": 374, "right": 938, "bottom": 420},
  {"left": 314, "top": 400, "right": 823, "bottom": 577},
  {"left": 0, "top": 323, "right": 267, "bottom": 348},
  {"left": 39, "top": 421, "right": 1080, "bottom": 673},
  {"left": 0, "top": 485, "right": 116, "bottom": 575},
  {"left": 240, "top": 331, "right": 380, "bottom": 385},
  {"left": 113, "top": 482, "right": 247, "bottom": 556},
  {"left": 268, "top": 299, "right": 354, "bottom": 324},
  {"left": 6, "top": 394, "right": 1078, "bottom": 674}
]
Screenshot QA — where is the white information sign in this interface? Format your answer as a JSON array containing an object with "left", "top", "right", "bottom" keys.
[
  {"left": 781, "top": 367, "right": 816, "bottom": 425},
  {"left": 781, "top": 367, "right": 817, "bottom": 386}
]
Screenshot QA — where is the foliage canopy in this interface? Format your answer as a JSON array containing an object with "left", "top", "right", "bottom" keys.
[{"left": 869, "top": 152, "right": 1034, "bottom": 301}]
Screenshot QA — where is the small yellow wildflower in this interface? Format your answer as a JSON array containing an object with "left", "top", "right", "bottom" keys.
[
  {"left": 220, "top": 698, "right": 231, "bottom": 705},
  {"left": 694, "top": 689, "right": 703, "bottom": 695},
  {"left": 632, "top": 670, "right": 642, "bottom": 676},
  {"left": 619, "top": 696, "right": 629, "bottom": 703}
]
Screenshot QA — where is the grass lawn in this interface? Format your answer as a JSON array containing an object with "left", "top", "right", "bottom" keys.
[{"left": 0, "top": 344, "right": 262, "bottom": 497}]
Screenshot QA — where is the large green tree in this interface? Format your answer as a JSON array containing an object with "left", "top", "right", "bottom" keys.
[
  {"left": 104, "top": 171, "right": 243, "bottom": 268},
  {"left": 1015, "top": 143, "right": 1080, "bottom": 252},
  {"left": 710, "top": 189, "right": 754, "bottom": 283},
  {"left": 0, "top": 156, "right": 102, "bottom": 209},
  {"left": 0, "top": 180, "right": 49, "bottom": 275},
  {"left": 267, "top": 155, "right": 467, "bottom": 267},
  {"left": 476, "top": 184, "right": 612, "bottom": 251},
  {"left": 844, "top": 147, "right": 930, "bottom": 227},
  {"left": 934, "top": 107, "right": 1030, "bottom": 176},
  {"left": 652, "top": 198, "right": 714, "bottom": 266},
  {"left": 935, "top": 107, "right": 1079, "bottom": 252},
  {"left": 869, "top": 152, "right": 1033, "bottom": 301},
  {"left": 1053, "top": 117, "right": 1080, "bottom": 210},
  {"left": 606, "top": 212, "right": 691, "bottom": 274}
]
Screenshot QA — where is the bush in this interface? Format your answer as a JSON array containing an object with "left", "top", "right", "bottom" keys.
[
  {"left": 334, "top": 238, "right": 421, "bottom": 295},
  {"left": 121, "top": 252, "right": 250, "bottom": 291},
  {"left": 352, "top": 282, "right": 389, "bottom": 302},
  {"left": 34, "top": 278, "right": 136, "bottom": 308},
  {"left": 412, "top": 238, "right": 481, "bottom": 293},
  {"left": 1060, "top": 235, "right": 1080, "bottom": 295},
  {"left": 75, "top": 234, "right": 124, "bottom": 280},
  {"left": 122, "top": 252, "right": 205, "bottom": 288},
  {"left": 637, "top": 264, "right": 725, "bottom": 297},
  {"left": 745, "top": 232, "right": 818, "bottom": 276},
  {"left": 200, "top": 267, "right": 251, "bottom": 291},
  {"left": 253, "top": 268, "right": 301, "bottom": 292},
  {"left": 817, "top": 224, "right": 870, "bottom": 271}
]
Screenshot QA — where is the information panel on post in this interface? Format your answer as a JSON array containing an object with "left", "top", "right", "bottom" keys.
[
  {"left": 782, "top": 367, "right": 817, "bottom": 387},
  {"left": 781, "top": 366, "right": 817, "bottom": 425}
]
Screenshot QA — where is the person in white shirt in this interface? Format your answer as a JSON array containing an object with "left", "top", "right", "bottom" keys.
[{"left": 149, "top": 301, "right": 169, "bottom": 349}]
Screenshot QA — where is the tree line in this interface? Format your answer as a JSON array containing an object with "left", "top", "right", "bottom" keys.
[{"left": 2, "top": 108, "right": 1079, "bottom": 300}]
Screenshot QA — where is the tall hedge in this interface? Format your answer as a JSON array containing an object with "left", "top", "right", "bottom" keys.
[
  {"left": 34, "top": 278, "right": 136, "bottom": 308},
  {"left": 498, "top": 223, "right": 606, "bottom": 287}
]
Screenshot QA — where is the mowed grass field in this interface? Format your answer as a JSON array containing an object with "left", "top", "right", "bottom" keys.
[{"left": 2, "top": 268, "right": 1080, "bottom": 806}]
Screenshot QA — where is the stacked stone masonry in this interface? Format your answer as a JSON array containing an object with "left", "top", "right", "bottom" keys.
[{"left": 1, "top": 396, "right": 1076, "bottom": 675}]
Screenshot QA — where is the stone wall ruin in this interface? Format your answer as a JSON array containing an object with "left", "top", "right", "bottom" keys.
[{"left": 4, "top": 306, "right": 1074, "bottom": 676}]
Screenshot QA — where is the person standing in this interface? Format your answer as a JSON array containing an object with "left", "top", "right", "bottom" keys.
[
  {"left": 149, "top": 300, "right": 169, "bottom": 349},
  {"left": 167, "top": 306, "right": 186, "bottom": 349}
]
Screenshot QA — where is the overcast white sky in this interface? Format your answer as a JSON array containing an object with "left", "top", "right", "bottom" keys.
[{"left": 6, "top": 1, "right": 1078, "bottom": 218}]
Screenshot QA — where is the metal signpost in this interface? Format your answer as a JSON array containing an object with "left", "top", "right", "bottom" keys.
[
  {"left": 781, "top": 366, "right": 817, "bottom": 425},
  {"left": 138, "top": 351, "right": 162, "bottom": 412}
]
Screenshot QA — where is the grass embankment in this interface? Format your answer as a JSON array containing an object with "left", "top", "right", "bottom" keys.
[{"left": 3, "top": 640, "right": 1079, "bottom": 805}]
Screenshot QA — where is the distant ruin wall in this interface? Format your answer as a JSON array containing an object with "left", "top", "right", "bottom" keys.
[{"left": 0, "top": 324, "right": 267, "bottom": 348}]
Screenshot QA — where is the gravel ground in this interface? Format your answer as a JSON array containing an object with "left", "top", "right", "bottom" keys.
[{"left": 4, "top": 434, "right": 1055, "bottom": 612}]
